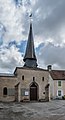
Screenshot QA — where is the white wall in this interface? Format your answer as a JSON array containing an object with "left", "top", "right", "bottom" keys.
[{"left": 48, "top": 74, "right": 54, "bottom": 99}]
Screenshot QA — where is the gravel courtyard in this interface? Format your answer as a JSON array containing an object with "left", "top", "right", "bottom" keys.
[{"left": 0, "top": 100, "right": 65, "bottom": 120}]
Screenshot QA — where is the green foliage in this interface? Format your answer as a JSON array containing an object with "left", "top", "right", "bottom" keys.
[{"left": 62, "top": 95, "right": 65, "bottom": 100}]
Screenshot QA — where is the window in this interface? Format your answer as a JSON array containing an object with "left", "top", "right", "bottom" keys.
[
  {"left": 58, "top": 90, "right": 61, "bottom": 96},
  {"left": 43, "top": 92, "right": 45, "bottom": 94},
  {"left": 22, "top": 75, "right": 24, "bottom": 80},
  {"left": 33, "top": 77, "right": 35, "bottom": 81},
  {"left": 3, "top": 87, "right": 7, "bottom": 95},
  {"left": 58, "top": 81, "right": 61, "bottom": 86},
  {"left": 42, "top": 77, "right": 44, "bottom": 81}
]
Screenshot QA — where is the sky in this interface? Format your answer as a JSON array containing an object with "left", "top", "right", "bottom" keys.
[{"left": 0, "top": 0, "right": 65, "bottom": 73}]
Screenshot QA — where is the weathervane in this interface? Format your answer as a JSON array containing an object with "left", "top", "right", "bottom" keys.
[
  {"left": 29, "top": 13, "right": 32, "bottom": 17},
  {"left": 29, "top": 13, "right": 33, "bottom": 23}
]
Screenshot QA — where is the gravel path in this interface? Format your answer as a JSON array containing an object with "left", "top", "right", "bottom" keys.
[{"left": 0, "top": 100, "right": 65, "bottom": 120}]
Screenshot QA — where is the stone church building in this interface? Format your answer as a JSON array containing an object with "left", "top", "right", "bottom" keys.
[{"left": 0, "top": 20, "right": 65, "bottom": 102}]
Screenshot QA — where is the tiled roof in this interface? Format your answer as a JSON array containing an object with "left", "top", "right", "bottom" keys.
[
  {"left": 0, "top": 73, "right": 15, "bottom": 77},
  {"left": 50, "top": 70, "right": 65, "bottom": 80}
]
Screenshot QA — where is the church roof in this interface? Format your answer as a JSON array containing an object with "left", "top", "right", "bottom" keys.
[
  {"left": 50, "top": 70, "right": 65, "bottom": 80},
  {"left": 0, "top": 73, "right": 15, "bottom": 77},
  {"left": 23, "top": 23, "right": 37, "bottom": 61}
]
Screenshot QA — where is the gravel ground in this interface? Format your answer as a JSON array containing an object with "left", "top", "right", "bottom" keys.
[{"left": 0, "top": 100, "right": 65, "bottom": 120}]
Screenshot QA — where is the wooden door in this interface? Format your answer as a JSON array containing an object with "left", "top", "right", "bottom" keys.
[{"left": 30, "top": 83, "right": 37, "bottom": 101}]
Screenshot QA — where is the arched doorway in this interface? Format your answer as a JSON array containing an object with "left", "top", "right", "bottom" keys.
[{"left": 30, "top": 82, "right": 38, "bottom": 101}]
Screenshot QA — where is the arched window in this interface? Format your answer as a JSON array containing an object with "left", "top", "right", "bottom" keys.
[
  {"left": 22, "top": 75, "right": 24, "bottom": 80},
  {"left": 3, "top": 87, "right": 7, "bottom": 95}
]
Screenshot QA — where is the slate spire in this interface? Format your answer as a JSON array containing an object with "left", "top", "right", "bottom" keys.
[{"left": 23, "top": 15, "right": 38, "bottom": 68}]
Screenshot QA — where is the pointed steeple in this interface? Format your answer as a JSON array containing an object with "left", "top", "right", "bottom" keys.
[{"left": 23, "top": 15, "right": 38, "bottom": 68}]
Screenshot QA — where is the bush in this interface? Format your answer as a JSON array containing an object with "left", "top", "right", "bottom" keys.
[{"left": 62, "top": 95, "right": 65, "bottom": 100}]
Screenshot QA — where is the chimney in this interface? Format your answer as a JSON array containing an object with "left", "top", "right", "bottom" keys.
[{"left": 47, "top": 65, "right": 52, "bottom": 71}]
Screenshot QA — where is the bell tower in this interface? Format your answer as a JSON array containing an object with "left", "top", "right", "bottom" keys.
[{"left": 23, "top": 15, "right": 38, "bottom": 68}]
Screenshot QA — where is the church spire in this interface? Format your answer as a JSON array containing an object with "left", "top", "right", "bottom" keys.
[{"left": 23, "top": 14, "right": 38, "bottom": 68}]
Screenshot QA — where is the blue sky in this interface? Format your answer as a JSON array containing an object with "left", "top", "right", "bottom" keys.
[{"left": 0, "top": 0, "right": 65, "bottom": 73}]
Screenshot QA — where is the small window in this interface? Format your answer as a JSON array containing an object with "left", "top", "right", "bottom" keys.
[
  {"left": 58, "top": 81, "right": 61, "bottom": 86},
  {"left": 42, "top": 77, "right": 44, "bottom": 81},
  {"left": 3, "top": 87, "right": 7, "bottom": 95},
  {"left": 58, "top": 90, "right": 61, "bottom": 96},
  {"left": 22, "top": 75, "right": 24, "bottom": 80},
  {"left": 33, "top": 77, "right": 35, "bottom": 81},
  {"left": 43, "top": 92, "right": 45, "bottom": 94}
]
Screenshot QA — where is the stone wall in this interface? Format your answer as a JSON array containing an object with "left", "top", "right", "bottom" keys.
[
  {"left": 0, "top": 68, "right": 49, "bottom": 102},
  {"left": 16, "top": 68, "right": 49, "bottom": 101},
  {"left": 0, "top": 76, "right": 17, "bottom": 102}
]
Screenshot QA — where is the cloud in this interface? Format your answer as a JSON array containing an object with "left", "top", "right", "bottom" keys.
[
  {"left": 0, "top": 0, "right": 65, "bottom": 45},
  {"left": 0, "top": 0, "right": 65, "bottom": 72},
  {"left": 8, "top": 40, "right": 27, "bottom": 53},
  {"left": 0, "top": 45, "right": 24, "bottom": 73},
  {"left": 37, "top": 42, "right": 65, "bottom": 70},
  {"left": 32, "top": 0, "right": 65, "bottom": 45},
  {"left": 0, "top": 0, "right": 31, "bottom": 44}
]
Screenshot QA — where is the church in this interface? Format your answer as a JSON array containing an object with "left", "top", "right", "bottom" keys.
[{"left": 0, "top": 18, "right": 65, "bottom": 102}]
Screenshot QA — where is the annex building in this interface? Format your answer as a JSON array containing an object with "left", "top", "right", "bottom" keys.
[{"left": 0, "top": 20, "right": 65, "bottom": 102}]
